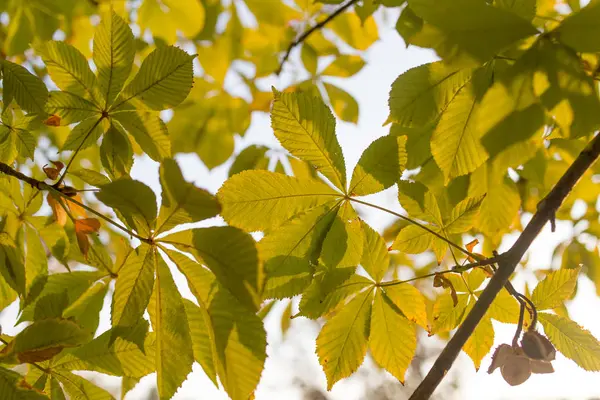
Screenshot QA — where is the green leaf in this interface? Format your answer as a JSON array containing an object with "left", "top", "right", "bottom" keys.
[
  {"left": 100, "top": 124, "right": 133, "bottom": 179},
  {"left": 148, "top": 259, "right": 193, "bottom": 400},
  {"left": 321, "top": 55, "right": 365, "bottom": 78},
  {"left": 116, "top": 46, "right": 195, "bottom": 111},
  {"left": 553, "top": 0, "right": 600, "bottom": 53},
  {"left": 53, "top": 370, "right": 113, "bottom": 400},
  {"left": 349, "top": 135, "right": 407, "bottom": 196},
  {"left": 430, "top": 65, "right": 492, "bottom": 183},
  {"left": 218, "top": 170, "right": 340, "bottom": 232},
  {"left": 96, "top": 179, "right": 157, "bottom": 236},
  {"left": 462, "top": 316, "right": 494, "bottom": 370},
  {"left": 360, "top": 222, "right": 390, "bottom": 283},
  {"left": 445, "top": 195, "right": 485, "bottom": 234},
  {"left": 63, "top": 278, "right": 109, "bottom": 334},
  {"left": 316, "top": 289, "right": 372, "bottom": 390},
  {"left": 0, "top": 365, "right": 48, "bottom": 400},
  {"left": 111, "top": 245, "right": 155, "bottom": 328},
  {"left": 387, "top": 62, "right": 472, "bottom": 127},
  {"left": 323, "top": 83, "right": 360, "bottom": 124},
  {"left": 532, "top": 268, "right": 580, "bottom": 311},
  {"left": 62, "top": 117, "right": 106, "bottom": 152},
  {"left": 162, "top": 227, "right": 261, "bottom": 311},
  {"left": 0, "top": 319, "right": 89, "bottom": 364},
  {"left": 24, "top": 226, "right": 47, "bottom": 294},
  {"left": 320, "top": 202, "right": 363, "bottom": 269},
  {"left": 539, "top": 313, "right": 600, "bottom": 371},
  {"left": 228, "top": 145, "right": 269, "bottom": 177},
  {"left": 494, "top": 0, "right": 536, "bottom": 20},
  {"left": 301, "top": 44, "right": 318, "bottom": 75},
  {"left": 408, "top": 0, "right": 537, "bottom": 66},
  {"left": 369, "top": 290, "right": 416, "bottom": 383},
  {"left": 384, "top": 283, "right": 429, "bottom": 330},
  {"left": 397, "top": 181, "right": 442, "bottom": 223},
  {"left": 271, "top": 89, "right": 347, "bottom": 190},
  {"left": 183, "top": 300, "right": 217, "bottom": 386},
  {"left": 2, "top": 60, "right": 49, "bottom": 114},
  {"left": 46, "top": 92, "right": 100, "bottom": 125},
  {"left": 390, "top": 224, "right": 434, "bottom": 254},
  {"left": 0, "top": 238, "right": 26, "bottom": 296},
  {"left": 34, "top": 41, "right": 101, "bottom": 105},
  {"left": 69, "top": 169, "right": 111, "bottom": 187},
  {"left": 94, "top": 11, "right": 135, "bottom": 107},
  {"left": 156, "top": 158, "right": 220, "bottom": 234},
  {"left": 259, "top": 202, "right": 339, "bottom": 299},
  {"left": 112, "top": 110, "right": 171, "bottom": 161}
]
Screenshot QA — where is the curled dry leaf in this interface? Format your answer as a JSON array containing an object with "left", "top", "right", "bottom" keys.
[
  {"left": 75, "top": 218, "right": 101, "bottom": 257},
  {"left": 433, "top": 273, "right": 458, "bottom": 306},
  {"left": 47, "top": 193, "right": 67, "bottom": 226}
]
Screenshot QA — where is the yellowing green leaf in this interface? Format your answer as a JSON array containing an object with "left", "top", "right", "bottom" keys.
[
  {"left": 113, "top": 110, "right": 171, "bottom": 161},
  {"left": 53, "top": 370, "right": 113, "bottom": 400},
  {"left": 532, "top": 268, "right": 580, "bottom": 311},
  {"left": 320, "top": 202, "right": 363, "bottom": 269},
  {"left": 228, "top": 145, "right": 269, "bottom": 177},
  {"left": 46, "top": 92, "right": 100, "bottom": 125},
  {"left": 93, "top": 11, "right": 135, "bottom": 107},
  {"left": 148, "top": 259, "right": 193, "bottom": 400},
  {"left": 408, "top": 0, "right": 537, "bottom": 66},
  {"left": 495, "top": 0, "right": 536, "bottom": 20},
  {"left": 463, "top": 316, "right": 494, "bottom": 370},
  {"left": 322, "top": 55, "right": 366, "bottom": 78},
  {"left": 323, "top": 83, "right": 360, "bottom": 124},
  {"left": 0, "top": 365, "right": 48, "bottom": 400},
  {"left": 328, "top": 12, "right": 378, "bottom": 51},
  {"left": 445, "top": 195, "right": 485, "bottom": 234},
  {"left": 384, "top": 283, "right": 429, "bottom": 330},
  {"left": 62, "top": 117, "right": 106, "bottom": 152},
  {"left": 350, "top": 135, "right": 407, "bottom": 196},
  {"left": 156, "top": 159, "right": 220, "bottom": 234},
  {"left": 116, "top": 46, "right": 194, "bottom": 111},
  {"left": 553, "top": 1, "right": 600, "bottom": 53},
  {"left": 431, "top": 293, "right": 469, "bottom": 334},
  {"left": 2, "top": 60, "right": 49, "bottom": 114},
  {"left": 487, "top": 288, "right": 521, "bottom": 323},
  {"left": 218, "top": 170, "right": 340, "bottom": 232},
  {"left": 139, "top": 0, "right": 205, "bottom": 43},
  {"left": 388, "top": 62, "right": 472, "bottom": 127},
  {"left": 100, "top": 124, "right": 133, "bottom": 179},
  {"left": 96, "top": 179, "right": 157, "bottom": 236},
  {"left": 271, "top": 89, "right": 347, "bottom": 190},
  {"left": 539, "top": 313, "right": 600, "bottom": 371},
  {"left": 391, "top": 225, "right": 434, "bottom": 254},
  {"left": 317, "top": 290, "right": 372, "bottom": 390},
  {"left": 360, "top": 222, "right": 390, "bottom": 282},
  {"left": 111, "top": 245, "right": 155, "bottom": 328},
  {"left": 183, "top": 300, "right": 217, "bottom": 386}
]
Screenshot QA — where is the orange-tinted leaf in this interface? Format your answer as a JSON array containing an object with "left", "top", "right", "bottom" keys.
[
  {"left": 48, "top": 194, "right": 67, "bottom": 226},
  {"left": 466, "top": 239, "right": 479, "bottom": 262},
  {"left": 43, "top": 166, "right": 60, "bottom": 180},
  {"left": 69, "top": 194, "right": 87, "bottom": 218},
  {"left": 44, "top": 115, "right": 61, "bottom": 126},
  {"left": 18, "top": 346, "right": 64, "bottom": 363},
  {"left": 75, "top": 218, "right": 100, "bottom": 257}
]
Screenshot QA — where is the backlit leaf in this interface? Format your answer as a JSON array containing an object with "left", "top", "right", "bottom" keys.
[{"left": 532, "top": 268, "right": 580, "bottom": 311}]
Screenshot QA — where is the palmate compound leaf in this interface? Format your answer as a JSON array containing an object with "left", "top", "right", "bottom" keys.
[
  {"left": 539, "top": 313, "right": 600, "bottom": 371},
  {"left": 165, "top": 250, "right": 266, "bottom": 400},
  {"left": 2, "top": 59, "right": 49, "bottom": 114},
  {"left": 93, "top": 10, "right": 135, "bottom": 108},
  {"left": 52, "top": 369, "right": 114, "bottom": 400},
  {"left": 369, "top": 290, "right": 417, "bottom": 383},
  {"left": 46, "top": 91, "right": 100, "bottom": 126},
  {"left": 360, "top": 221, "right": 391, "bottom": 283},
  {"left": 148, "top": 258, "right": 194, "bottom": 400},
  {"left": 160, "top": 226, "right": 261, "bottom": 311},
  {"left": 407, "top": 0, "right": 538, "bottom": 66},
  {"left": 217, "top": 170, "right": 341, "bottom": 232},
  {"left": 349, "top": 135, "right": 408, "bottom": 196},
  {"left": 319, "top": 202, "right": 364, "bottom": 270},
  {"left": 532, "top": 268, "right": 580, "bottom": 311},
  {"left": 271, "top": 88, "right": 347, "bottom": 191}
]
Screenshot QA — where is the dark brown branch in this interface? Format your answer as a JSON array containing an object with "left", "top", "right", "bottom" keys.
[
  {"left": 410, "top": 132, "right": 600, "bottom": 400},
  {"left": 275, "top": 0, "right": 359, "bottom": 75},
  {"left": 0, "top": 162, "right": 46, "bottom": 189}
]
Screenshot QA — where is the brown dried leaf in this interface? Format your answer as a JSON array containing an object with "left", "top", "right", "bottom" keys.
[{"left": 47, "top": 194, "right": 67, "bottom": 226}]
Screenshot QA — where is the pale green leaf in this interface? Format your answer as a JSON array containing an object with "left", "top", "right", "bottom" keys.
[
  {"left": 148, "top": 259, "right": 193, "bottom": 400},
  {"left": 112, "top": 110, "right": 171, "bottom": 161},
  {"left": 62, "top": 117, "right": 105, "bottom": 152},
  {"left": 100, "top": 124, "right": 133, "bottom": 179},
  {"left": 445, "top": 195, "right": 485, "bottom": 234},
  {"left": 63, "top": 279, "right": 109, "bottom": 334},
  {"left": 156, "top": 158, "right": 220, "bottom": 234},
  {"left": 69, "top": 169, "right": 111, "bottom": 187},
  {"left": 388, "top": 62, "right": 473, "bottom": 127},
  {"left": 390, "top": 225, "right": 434, "bottom": 254},
  {"left": 94, "top": 11, "right": 135, "bottom": 107},
  {"left": 301, "top": 44, "right": 318, "bottom": 75},
  {"left": 397, "top": 181, "right": 442, "bottom": 224},
  {"left": 53, "top": 370, "right": 114, "bottom": 400},
  {"left": 34, "top": 41, "right": 101, "bottom": 105},
  {"left": 539, "top": 313, "right": 600, "bottom": 371},
  {"left": 384, "top": 283, "right": 429, "bottom": 330},
  {"left": 408, "top": 0, "right": 537, "bottom": 66},
  {"left": 320, "top": 202, "right": 363, "bottom": 269},
  {"left": 350, "top": 135, "right": 407, "bottom": 196},
  {"left": 323, "top": 83, "right": 360, "bottom": 124},
  {"left": 532, "top": 268, "right": 580, "bottom": 311},
  {"left": 271, "top": 89, "right": 347, "bottom": 190},
  {"left": 360, "top": 222, "right": 390, "bottom": 282},
  {"left": 2, "top": 60, "right": 49, "bottom": 114},
  {"left": 462, "top": 316, "right": 494, "bottom": 370},
  {"left": 553, "top": 1, "right": 600, "bottom": 53},
  {"left": 228, "top": 145, "right": 269, "bottom": 177},
  {"left": 46, "top": 92, "right": 100, "bottom": 125},
  {"left": 24, "top": 226, "right": 47, "bottom": 293},
  {"left": 369, "top": 290, "right": 416, "bottom": 383},
  {"left": 96, "top": 179, "right": 157, "bottom": 236},
  {"left": 116, "top": 46, "right": 194, "bottom": 111},
  {"left": 183, "top": 300, "right": 217, "bottom": 386},
  {"left": 316, "top": 290, "right": 372, "bottom": 390},
  {"left": 111, "top": 245, "right": 155, "bottom": 328},
  {"left": 218, "top": 170, "right": 340, "bottom": 232}
]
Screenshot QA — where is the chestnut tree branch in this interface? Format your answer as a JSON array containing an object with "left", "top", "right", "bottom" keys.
[{"left": 410, "top": 132, "right": 600, "bottom": 400}]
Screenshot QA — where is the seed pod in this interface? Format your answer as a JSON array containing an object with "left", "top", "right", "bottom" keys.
[
  {"left": 488, "top": 344, "right": 512, "bottom": 374},
  {"left": 521, "top": 330, "right": 556, "bottom": 361},
  {"left": 530, "top": 360, "right": 554, "bottom": 374},
  {"left": 501, "top": 354, "right": 531, "bottom": 386}
]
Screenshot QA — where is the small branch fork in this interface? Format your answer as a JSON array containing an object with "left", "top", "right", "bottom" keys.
[
  {"left": 276, "top": 0, "right": 359, "bottom": 75},
  {"left": 410, "top": 132, "right": 600, "bottom": 400}
]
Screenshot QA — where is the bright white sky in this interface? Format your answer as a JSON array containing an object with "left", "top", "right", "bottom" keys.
[{"left": 1, "top": 5, "right": 599, "bottom": 400}]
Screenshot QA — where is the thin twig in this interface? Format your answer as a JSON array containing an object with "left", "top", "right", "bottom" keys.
[
  {"left": 276, "top": 0, "right": 359, "bottom": 75},
  {"left": 410, "top": 132, "right": 600, "bottom": 400}
]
